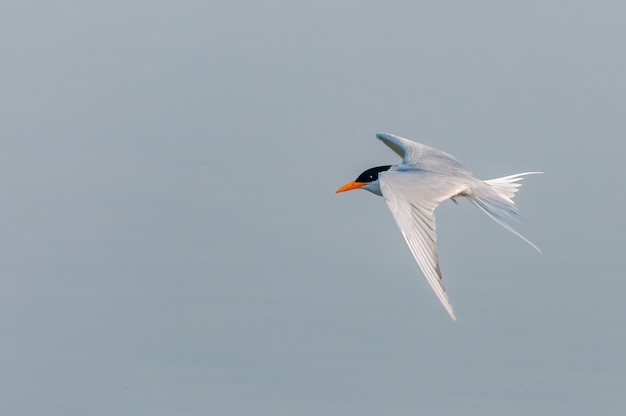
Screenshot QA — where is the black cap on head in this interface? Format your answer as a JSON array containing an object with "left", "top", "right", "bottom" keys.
[{"left": 355, "top": 165, "right": 392, "bottom": 183}]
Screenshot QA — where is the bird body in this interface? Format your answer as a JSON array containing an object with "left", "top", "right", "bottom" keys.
[{"left": 337, "top": 133, "right": 541, "bottom": 320}]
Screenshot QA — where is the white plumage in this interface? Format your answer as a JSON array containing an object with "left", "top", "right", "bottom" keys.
[{"left": 337, "top": 132, "right": 542, "bottom": 320}]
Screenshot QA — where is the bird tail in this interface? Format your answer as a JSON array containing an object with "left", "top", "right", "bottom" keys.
[{"left": 466, "top": 172, "right": 542, "bottom": 252}]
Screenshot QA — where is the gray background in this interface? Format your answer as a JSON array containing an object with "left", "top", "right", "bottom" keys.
[{"left": 1, "top": 1, "right": 625, "bottom": 415}]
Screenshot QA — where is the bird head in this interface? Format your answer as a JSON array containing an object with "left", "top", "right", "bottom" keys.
[{"left": 336, "top": 165, "right": 391, "bottom": 196}]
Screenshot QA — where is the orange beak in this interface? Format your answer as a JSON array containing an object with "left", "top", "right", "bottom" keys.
[{"left": 336, "top": 181, "right": 366, "bottom": 193}]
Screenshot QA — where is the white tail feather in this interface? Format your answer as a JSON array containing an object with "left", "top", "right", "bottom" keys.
[{"left": 467, "top": 172, "right": 543, "bottom": 253}]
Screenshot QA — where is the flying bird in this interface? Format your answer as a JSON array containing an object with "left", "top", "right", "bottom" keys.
[{"left": 336, "top": 133, "right": 541, "bottom": 320}]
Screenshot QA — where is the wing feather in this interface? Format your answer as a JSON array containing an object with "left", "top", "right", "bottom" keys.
[
  {"left": 376, "top": 132, "right": 465, "bottom": 169},
  {"left": 379, "top": 171, "right": 469, "bottom": 320}
]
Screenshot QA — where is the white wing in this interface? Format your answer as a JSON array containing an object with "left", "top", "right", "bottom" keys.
[
  {"left": 379, "top": 170, "right": 470, "bottom": 320},
  {"left": 376, "top": 132, "right": 465, "bottom": 166}
]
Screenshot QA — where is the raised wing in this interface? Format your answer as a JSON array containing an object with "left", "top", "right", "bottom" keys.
[
  {"left": 379, "top": 170, "right": 469, "bottom": 320},
  {"left": 376, "top": 132, "right": 465, "bottom": 170}
]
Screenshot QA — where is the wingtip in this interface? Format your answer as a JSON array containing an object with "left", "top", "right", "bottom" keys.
[
  {"left": 376, "top": 132, "right": 395, "bottom": 140},
  {"left": 441, "top": 299, "right": 457, "bottom": 321}
]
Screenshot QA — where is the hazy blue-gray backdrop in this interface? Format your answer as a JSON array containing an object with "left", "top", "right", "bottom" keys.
[{"left": 1, "top": 1, "right": 624, "bottom": 415}]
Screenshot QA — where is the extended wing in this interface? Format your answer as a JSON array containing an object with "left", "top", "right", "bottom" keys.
[
  {"left": 379, "top": 170, "right": 470, "bottom": 320},
  {"left": 376, "top": 132, "right": 466, "bottom": 172}
]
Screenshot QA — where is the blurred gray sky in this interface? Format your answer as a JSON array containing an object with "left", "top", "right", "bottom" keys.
[{"left": 1, "top": 1, "right": 625, "bottom": 415}]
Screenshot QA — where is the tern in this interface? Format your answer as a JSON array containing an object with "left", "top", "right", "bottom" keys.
[{"left": 336, "top": 133, "right": 541, "bottom": 320}]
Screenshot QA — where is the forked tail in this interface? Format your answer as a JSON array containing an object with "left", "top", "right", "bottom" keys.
[{"left": 466, "top": 172, "right": 543, "bottom": 252}]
